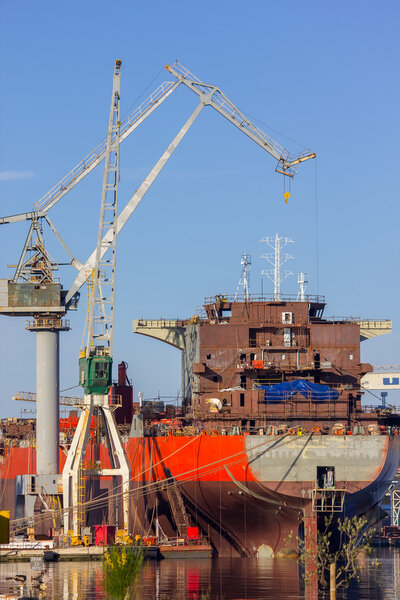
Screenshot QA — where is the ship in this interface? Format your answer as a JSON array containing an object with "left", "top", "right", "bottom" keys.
[{"left": 1, "top": 290, "right": 400, "bottom": 557}]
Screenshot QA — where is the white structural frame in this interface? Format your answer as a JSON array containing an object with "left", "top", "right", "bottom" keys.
[
  {"left": 235, "top": 252, "right": 252, "bottom": 301},
  {"left": 391, "top": 482, "right": 400, "bottom": 526},
  {"left": 297, "top": 272, "right": 308, "bottom": 301},
  {"left": 260, "top": 233, "right": 294, "bottom": 301},
  {"left": 62, "top": 395, "right": 130, "bottom": 535},
  {"left": 86, "top": 60, "right": 121, "bottom": 353}
]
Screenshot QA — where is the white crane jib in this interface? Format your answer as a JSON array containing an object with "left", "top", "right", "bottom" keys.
[
  {"left": 1, "top": 61, "right": 316, "bottom": 304},
  {"left": 165, "top": 63, "right": 316, "bottom": 177},
  {"left": 65, "top": 63, "right": 316, "bottom": 303}
]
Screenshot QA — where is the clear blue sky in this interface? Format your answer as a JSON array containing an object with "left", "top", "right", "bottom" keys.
[{"left": 1, "top": 1, "right": 399, "bottom": 417}]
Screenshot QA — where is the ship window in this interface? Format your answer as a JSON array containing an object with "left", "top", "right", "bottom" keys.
[
  {"left": 240, "top": 375, "right": 247, "bottom": 388},
  {"left": 317, "top": 466, "right": 335, "bottom": 489},
  {"left": 240, "top": 393, "right": 245, "bottom": 407},
  {"left": 250, "top": 353, "right": 255, "bottom": 361},
  {"left": 283, "top": 328, "right": 292, "bottom": 347},
  {"left": 207, "top": 354, "right": 211, "bottom": 360},
  {"left": 282, "top": 312, "right": 293, "bottom": 324},
  {"left": 250, "top": 420, "right": 255, "bottom": 429}
]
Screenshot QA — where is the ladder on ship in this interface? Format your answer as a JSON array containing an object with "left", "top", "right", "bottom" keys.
[
  {"left": 152, "top": 442, "right": 192, "bottom": 538},
  {"left": 166, "top": 480, "right": 191, "bottom": 537},
  {"left": 38, "top": 487, "right": 63, "bottom": 529},
  {"left": 77, "top": 459, "right": 86, "bottom": 532}
]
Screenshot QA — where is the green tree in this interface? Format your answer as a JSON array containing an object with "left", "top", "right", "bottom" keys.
[{"left": 298, "top": 515, "right": 375, "bottom": 590}]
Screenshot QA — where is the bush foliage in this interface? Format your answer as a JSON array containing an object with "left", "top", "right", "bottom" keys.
[{"left": 102, "top": 545, "right": 144, "bottom": 600}]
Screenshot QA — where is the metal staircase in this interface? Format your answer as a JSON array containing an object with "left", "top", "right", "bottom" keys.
[{"left": 166, "top": 483, "right": 191, "bottom": 537}]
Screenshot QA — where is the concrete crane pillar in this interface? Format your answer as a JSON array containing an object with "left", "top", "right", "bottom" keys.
[
  {"left": 26, "top": 317, "right": 70, "bottom": 477},
  {"left": 36, "top": 329, "right": 59, "bottom": 474}
]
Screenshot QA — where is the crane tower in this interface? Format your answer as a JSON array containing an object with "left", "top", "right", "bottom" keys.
[{"left": 62, "top": 60, "right": 131, "bottom": 536}]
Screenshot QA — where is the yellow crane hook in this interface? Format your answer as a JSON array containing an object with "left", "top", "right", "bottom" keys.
[{"left": 284, "top": 192, "right": 291, "bottom": 204}]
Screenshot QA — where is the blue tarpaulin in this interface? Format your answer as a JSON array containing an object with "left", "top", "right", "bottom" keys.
[{"left": 257, "top": 379, "right": 338, "bottom": 402}]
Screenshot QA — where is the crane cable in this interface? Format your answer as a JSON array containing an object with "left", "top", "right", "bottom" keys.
[
  {"left": 10, "top": 434, "right": 294, "bottom": 531},
  {"left": 315, "top": 157, "right": 320, "bottom": 294}
]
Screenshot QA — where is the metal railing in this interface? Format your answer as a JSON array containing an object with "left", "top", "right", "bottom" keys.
[
  {"left": 13, "top": 391, "right": 84, "bottom": 407},
  {"left": 203, "top": 293, "right": 326, "bottom": 305},
  {"left": 135, "top": 319, "right": 187, "bottom": 329},
  {"left": 26, "top": 317, "right": 70, "bottom": 330}
]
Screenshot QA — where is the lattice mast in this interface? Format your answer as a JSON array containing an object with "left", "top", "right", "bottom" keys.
[
  {"left": 85, "top": 61, "right": 121, "bottom": 359},
  {"left": 64, "top": 61, "right": 131, "bottom": 537},
  {"left": 297, "top": 272, "right": 308, "bottom": 301},
  {"left": 235, "top": 252, "right": 252, "bottom": 301},
  {"left": 260, "top": 233, "right": 294, "bottom": 301}
]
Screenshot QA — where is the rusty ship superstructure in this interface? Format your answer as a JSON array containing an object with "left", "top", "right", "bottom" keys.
[
  {"left": 127, "top": 293, "right": 400, "bottom": 557},
  {"left": 134, "top": 293, "right": 377, "bottom": 432}
]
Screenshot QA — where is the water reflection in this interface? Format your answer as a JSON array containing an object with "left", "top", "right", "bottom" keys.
[{"left": 0, "top": 548, "right": 398, "bottom": 599}]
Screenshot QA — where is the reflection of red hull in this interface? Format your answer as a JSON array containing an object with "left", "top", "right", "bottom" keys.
[{"left": 1, "top": 434, "right": 399, "bottom": 556}]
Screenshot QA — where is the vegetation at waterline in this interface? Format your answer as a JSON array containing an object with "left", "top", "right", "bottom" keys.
[
  {"left": 298, "top": 515, "right": 377, "bottom": 589},
  {"left": 102, "top": 545, "right": 144, "bottom": 600}
]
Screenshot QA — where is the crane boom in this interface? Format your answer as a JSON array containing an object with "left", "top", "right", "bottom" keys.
[
  {"left": 165, "top": 62, "right": 316, "bottom": 176},
  {"left": 0, "top": 61, "right": 315, "bottom": 230},
  {"left": 65, "top": 102, "right": 205, "bottom": 304},
  {"left": 0, "top": 81, "right": 178, "bottom": 226},
  {"left": 65, "top": 66, "right": 317, "bottom": 304}
]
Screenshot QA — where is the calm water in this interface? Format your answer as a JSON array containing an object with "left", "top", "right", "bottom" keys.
[{"left": 0, "top": 547, "right": 399, "bottom": 599}]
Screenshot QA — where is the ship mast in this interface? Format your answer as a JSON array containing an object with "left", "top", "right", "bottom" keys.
[
  {"left": 235, "top": 252, "right": 252, "bottom": 301},
  {"left": 297, "top": 272, "right": 308, "bottom": 301},
  {"left": 260, "top": 233, "right": 294, "bottom": 301}
]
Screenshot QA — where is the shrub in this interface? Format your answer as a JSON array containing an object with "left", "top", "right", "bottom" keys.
[{"left": 102, "top": 545, "right": 144, "bottom": 599}]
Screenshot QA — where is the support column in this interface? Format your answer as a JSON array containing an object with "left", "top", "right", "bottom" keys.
[
  {"left": 36, "top": 330, "right": 59, "bottom": 475},
  {"left": 26, "top": 317, "right": 70, "bottom": 477}
]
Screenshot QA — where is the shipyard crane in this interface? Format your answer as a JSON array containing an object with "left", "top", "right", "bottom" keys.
[
  {"left": 0, "top": 62, "right": 315, "bottom": 279},
  {"left": 62, "top": 60, "right": 131, "bottom": 536},
  {"left": 0, "top": 61, "right": 316, "bottom": 529}
]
